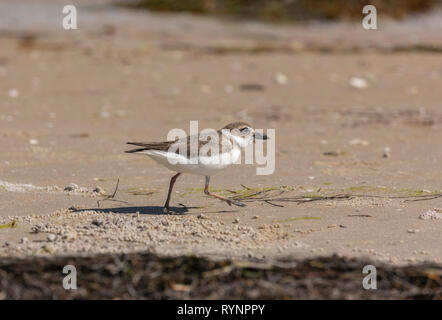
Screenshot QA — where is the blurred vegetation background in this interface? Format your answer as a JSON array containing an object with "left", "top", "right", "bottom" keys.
[{"left": 121, "top": 0, "right": 442, "bottom": 22}]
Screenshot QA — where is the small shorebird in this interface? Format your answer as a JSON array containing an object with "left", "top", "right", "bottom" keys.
[{"left": 125, "top": 122, "right": 268, "bottom": 214}]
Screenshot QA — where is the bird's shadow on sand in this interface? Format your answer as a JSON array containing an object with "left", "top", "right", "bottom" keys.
[
  {"left": 78, "top": 206, "right": 189, "bottom": 215},
  {"left": 76, "top": 205, "right": 239, "bottom": 215}
]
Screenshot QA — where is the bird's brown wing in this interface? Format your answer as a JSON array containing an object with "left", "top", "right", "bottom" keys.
[
  {"left": 126, "top": 131, "right": 232, "bottom": 156},
  {"left": 125, "top": 141, "right": 174, "bottom": 153}
]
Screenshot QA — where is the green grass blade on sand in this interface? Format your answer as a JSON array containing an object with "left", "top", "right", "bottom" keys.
[{"left": 0, "top": 221, "right": 17, "bottom": 229}]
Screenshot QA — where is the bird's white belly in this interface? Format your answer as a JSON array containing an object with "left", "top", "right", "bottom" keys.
[{"left": 141, "top": 149, "right": 241, "bottom": 176}]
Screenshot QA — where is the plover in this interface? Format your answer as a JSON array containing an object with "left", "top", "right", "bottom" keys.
[{"left": 126, "top": 122, "right": 268, "bottom": 214}]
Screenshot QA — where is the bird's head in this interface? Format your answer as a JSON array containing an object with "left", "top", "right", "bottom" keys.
[{"left": 222, "top": 122, "right": 268, "bottom": 148}]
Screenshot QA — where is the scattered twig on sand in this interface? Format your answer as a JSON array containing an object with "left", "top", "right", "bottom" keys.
[
  {"left": 229, "top": 186, "right": 353, "bottom": 206},
  {"left": 227, "top": 185, "right": 442, "bottom": 207},
  {"left": 264, "top": 200, "right": 284, "bottom": 207},
  {"left": 97, "top": 178, "right": 129, "bottom": 207},
  {"left": 350, "top": 193, "right": 442, "bottom": 202},
  {"left": 347, "top": 214, "right": 372, "bottom": 218},
  {"left": 403, "top": 194, "right": 442, "bottom": 202}
]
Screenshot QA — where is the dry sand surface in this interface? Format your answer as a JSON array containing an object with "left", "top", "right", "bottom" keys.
[{"left": 1, "top": 0, "right": 442, "bottom": 266}]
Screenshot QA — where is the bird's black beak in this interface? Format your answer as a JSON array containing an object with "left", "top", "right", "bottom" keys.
[{"left": 253, "top": 132, "right": 268, "bottom": 140}]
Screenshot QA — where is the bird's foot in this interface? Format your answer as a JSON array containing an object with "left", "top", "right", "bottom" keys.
[
  {"left": 223, "top": 198, "right": 246, "bottom": 207},
  {"left": 163, "top": 207, "right": 186, "bottom": 215}
]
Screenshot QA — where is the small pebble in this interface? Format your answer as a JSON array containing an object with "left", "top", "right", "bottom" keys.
[
  {"left": 64, "top": 183, "right": 79, "bottom": 192},
  {"left": 93, "top": 186, "right": 106, "bottom": 195},
  {"left": 349, "top": 77, "right": 368, "bottom": 89},
  {"left": 382, "top": 147, "right": 391, "bottom": 158},
  {"left": 349, "top": 138, "right": 369, "bottom": 146},
  {"left": 92, "top": 219, "right": 103, "bottom": 227},
  {"left": 274, "top": 72, "right": 288, "bottom": 85},
  {"left": 47, "top": 234, "right": 57, "bottom": 242},
  {"left": 8, "top": 88, "right": 19, "bottom": 98}
]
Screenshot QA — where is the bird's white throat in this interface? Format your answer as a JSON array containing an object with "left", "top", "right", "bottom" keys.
[{"left": 222, "top": 131, "right": 252, "bottom": 149}]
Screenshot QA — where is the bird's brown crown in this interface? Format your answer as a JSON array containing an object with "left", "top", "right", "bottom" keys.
[{"left": 222, "top": 122, "right": 252, "bottom": 131}]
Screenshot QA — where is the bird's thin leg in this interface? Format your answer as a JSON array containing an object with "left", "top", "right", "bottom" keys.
[
  {"left": 164, "top": 173, "right": 181, "bottom": 214},
  {"left": 204, "top": 176, "right": 245, "bottom": 207}
]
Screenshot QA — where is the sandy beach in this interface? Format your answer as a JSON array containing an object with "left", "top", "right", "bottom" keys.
[{"left": 1, "top": 0, "right": 442, "bottom": 268}]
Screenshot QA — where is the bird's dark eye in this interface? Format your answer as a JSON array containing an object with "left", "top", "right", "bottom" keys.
[{"left": 240, "top": 127, "right": 249, "bottom": 133}]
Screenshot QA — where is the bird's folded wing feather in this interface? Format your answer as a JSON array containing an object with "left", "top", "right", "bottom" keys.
[{"left": 126, "top": 131, "right": 232, "bottom": 156}]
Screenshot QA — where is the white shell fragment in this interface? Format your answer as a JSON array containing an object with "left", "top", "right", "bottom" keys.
[{"left": 349, "top": 77, "right": 368, "bottom": 89}]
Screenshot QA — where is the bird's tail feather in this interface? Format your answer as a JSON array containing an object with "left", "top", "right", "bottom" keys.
[
  {"left": 125, "top": 147, "right": 148, "bottom": 153},
  {"left": 125, "top": 141, "right": 171, "bottom": 153}
]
